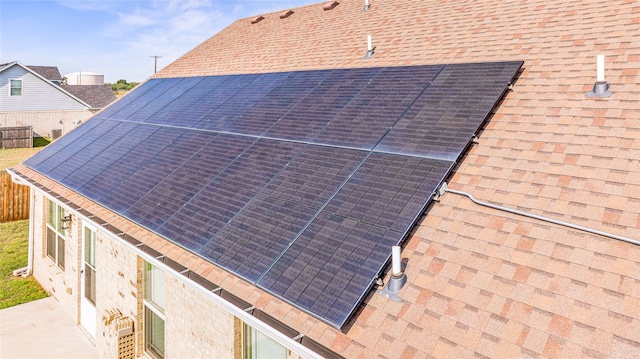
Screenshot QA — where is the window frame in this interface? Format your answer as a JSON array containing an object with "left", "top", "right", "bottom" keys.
[
  {"left": 243, "top": 323, "right": 288, "bottom": 359},
  {"left": 83, "top": 225, "right": 97, "bottom": 305},
  {"left": 45, "top": 199, "right": 66, "bottom": 270},
  {"left": 143, "top": 261, "right": 165, "bottom": 359},
  {"left": 9, "top": 79, "right": 22, "bottom": 96}
]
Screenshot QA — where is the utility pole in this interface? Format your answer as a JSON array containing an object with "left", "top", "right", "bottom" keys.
[{"left": 150, "top": 55, "right": 162, "bottom": 74}]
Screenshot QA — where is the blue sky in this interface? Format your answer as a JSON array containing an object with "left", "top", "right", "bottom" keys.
[{"left": 1, "top": 0, "right": 318, "bottom": 83}]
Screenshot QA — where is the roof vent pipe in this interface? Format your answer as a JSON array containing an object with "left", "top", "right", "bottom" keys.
[
  {"left": 586, "top": 54, "right": 611, "bottom": 98},
  {"left": 363, "top": 0, "right": 370, "bottom": 11},
  {"left": 378, "top": 245, "right": 407, "bottom": 302},
  {"left": 364, "top": 35, "right": 375, "bottom": 59},
  {"left": 280, "top": 10, "right": 294, "bottom": 19},
  {"left": 323, "top": 1, "right": 339, "bottom": 11},
  {"left": 250, "top": 15, "right": 264, "bottom": 24}
]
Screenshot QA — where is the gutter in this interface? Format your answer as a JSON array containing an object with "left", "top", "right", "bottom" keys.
[
  {"left": 7, "top": 168, "right": 326, "bottom": 359},
  {"left": 439, "top": 182, "right": 640, "bottom": 246}
]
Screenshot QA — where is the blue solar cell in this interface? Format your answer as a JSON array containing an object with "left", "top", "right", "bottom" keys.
[
  {"left": 61, "top": 121, "right": 143, "bottom": 190},
  {"left": 125, "top": 77, "right": 205, "bottom": 123},
  {"left": 312, "top": 65, "right": 444, "bottom": 149},
  {"left": 233, "top": 70, "right": 331, "bottom": 136},
  {"left": 24, "top": 117, "right": 105, "bottom": 169},
  {"left": 30, "top": 119, "right": 112, "bottom": 178},
  {"left": 127, "top": 134, "right": 253, "bottom": 230},
  {"left": 258, "top": 154, "right": 454, "bottom": 327},
  {"left": 265, "top": 68, "right": 380, "bottom": 142},
  {"left": 159, "top": 138, "right": 301, "bottom": 252},
  {"left": 193, "top": 72, "right": 292, "bottom": 133},
  {"left": 95, "top": 79, "right": 165, "bottom": 119},
  {"left": 98, "top": 128, "right": 214, "bottom": 213},
  {"left": 146, "top": 76, "right": 231, "bottom": 128},
  {"left": 190, "top": 74, "right": 260, "bottom": 130},
  {"left": 375, "top": 61, "right": 523, "bottom": 160},
  {"left": 108, "top": 78, "right": 184, "bottom": 121},
  {"left": 201, "top": 146, "right": 367, "bottom": 281}
]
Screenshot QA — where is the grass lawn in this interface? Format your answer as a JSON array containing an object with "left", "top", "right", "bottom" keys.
[
  {"left": 0, "top": 137, "right": 51, "bottom": 171},
  {"left": 0, "top": 220, "right": 48, "bottom": 309}
]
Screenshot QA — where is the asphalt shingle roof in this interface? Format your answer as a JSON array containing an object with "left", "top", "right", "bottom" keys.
[
  {"left": 61, "top": 85, "right": 116, "bottom": 108},
  {"left": 27, "top": 65, "right": 62, "bottom": 81},
  {"left": 13, "top": 0, "right": 640, "bottom": 357}
]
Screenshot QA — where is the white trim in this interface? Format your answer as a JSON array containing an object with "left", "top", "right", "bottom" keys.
[
  {"left": 6, "top": 169, "right": 325, "bottom": 359},
  {"left": 80, "top": 223, "right": 97, "bottom": 338},
  {"left": 9, "top": 78, "right": 23, "bottom": 96}
]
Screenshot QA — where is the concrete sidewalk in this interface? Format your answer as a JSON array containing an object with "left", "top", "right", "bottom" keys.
[{"left": 0, "top": 297, "right": 98, "bottom": 359}]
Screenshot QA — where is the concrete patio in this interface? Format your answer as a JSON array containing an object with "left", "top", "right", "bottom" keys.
[{"left": 0, "top": 297, "right": 98, "bottom": 359}]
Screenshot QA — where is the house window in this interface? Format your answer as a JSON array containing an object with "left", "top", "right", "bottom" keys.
[
  {"left": 46, "top": 199, "right": 66, "bottom": 270},
  {"left": 144, "top": 262, "right": 165, "bottom": 359},
  {"left": 243, "top": 324, "right": 287, "bottom": 359},
  {"left": 84, "top": 226, "right": 96, "bottom": 305},
  {"left": 10, "top": 79, "right": 22, "bottom": 96}
]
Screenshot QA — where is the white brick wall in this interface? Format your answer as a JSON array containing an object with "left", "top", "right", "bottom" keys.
[{"left": 30, "top": 190, "right": 298, "bottom": 359}]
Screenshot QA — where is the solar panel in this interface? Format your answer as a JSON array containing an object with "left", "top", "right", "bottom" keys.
[
  {"left": 157, "top": 138, "right": 301, "bottom": 252},
  {"left": 25, "top": 61, "right": 522, "bottom": 329},
  {"left": 23, "top": 117, "right": 105, "bottom": 169},
  {"left": 108, "top": 78, "right": 184, "bottom": 121},
  {"left": 232, "top": 70, "right": 332, "bottom": 136},
  {"left": 147, "top": 76, "right": 231, "bottom": 128},
  {"left": 126, "top": 77, "right": 205, "bottom": 123},
  {"left": 95, "top": 79, "right": 166, "bottom": 119},
  {"left": 201, "top": 146, "right": 367, "bottom": 281},
  {"left": 374, "top": 61, "right": 523, "bottom": 160},
  {"left": 312, "top": 65, "right": 444, "bottom": 149},
  {"left": 195, "top": 72, "right": 292, "bottom": 133},
  {"left": 257, "top": 154, "right": 453, "bottom": 327},
  {"left": 264, "top": 67, "right": 381, "bottom": 142}
]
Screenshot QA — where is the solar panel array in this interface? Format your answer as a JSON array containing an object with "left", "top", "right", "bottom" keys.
[{"left": 25, "top": 61, "right": 522, "bottom": 328}]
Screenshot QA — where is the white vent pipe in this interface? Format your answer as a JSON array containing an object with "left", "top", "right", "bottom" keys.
[
  {"left": 367, "top": 35, "right": 372, "bottom": 51},
  {"left": 597, "top": 54, "right": 605, "bottom": 82},
  {"left": 391, "top": 245, "right": 402, "bottom": 275}
]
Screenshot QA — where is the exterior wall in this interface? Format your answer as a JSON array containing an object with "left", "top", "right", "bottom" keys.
[
  {"left": 165, "top": 276, "right": 236, "bottom": 358},
  {"left": 94, "top": 228, "right": 140, "bottom": 359},
  {"left": 30, "top": 190, "right": 300, "bottom": 359},
  {"left": 31, "top": 191, "right": 82, "bottom": 322},
  {"left": 0, "top": 109, "right": 95, "bottom": 137},
  {"left": 0, "top": 65, "right": 88, "bottom": 112}
]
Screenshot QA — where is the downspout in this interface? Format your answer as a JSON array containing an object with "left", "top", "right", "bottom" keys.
[
  {"left": 8, "top": 169, "right": 35, "bottom": 276},
  {"left": 26, "top": 187, "right": 35, "bottom": 276},
  {"left": 440, "top": 183, "right": 640, "bottom": 246}
]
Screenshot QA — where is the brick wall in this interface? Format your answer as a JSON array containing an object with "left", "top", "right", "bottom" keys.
[
  {"left": 165, "top": 275, "right": 236, "bottom": 358},
  {"left": 31, "top": 191, "right": 81, "bottom": 322},
  {"left": 94, "top": 228, "right": 140, "bottom": 359},
  {"left": 30, "top": 190, "right": 298, "bottom": 359}
]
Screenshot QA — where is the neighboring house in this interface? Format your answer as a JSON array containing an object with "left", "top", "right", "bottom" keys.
[
  {"left": 8, "top": 2, "right": 640, "bottom": 359},
  {"left": 0, "top": 62, "right": 114, "bottom": 138}
]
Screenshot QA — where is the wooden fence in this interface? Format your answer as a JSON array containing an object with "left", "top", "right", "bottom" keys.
[
  {"left": 0, "top": 171, "right": 30, "bottom": 222},
  {"left": 0, "top": 126, "right": 33, "bottom": 149}
]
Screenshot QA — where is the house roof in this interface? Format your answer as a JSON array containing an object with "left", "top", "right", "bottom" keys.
[
  {"left": 27, "top": 66, "right": 62, "bottom": 81},
  {"left": 61, "top": 84, "right": 116, "bottom": 108},
  {"left": 13, "top": 0, "right": 640, "bottom": 358},
  {"left": 0, "top": 61, "right": 93, "bottom": 108}
]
